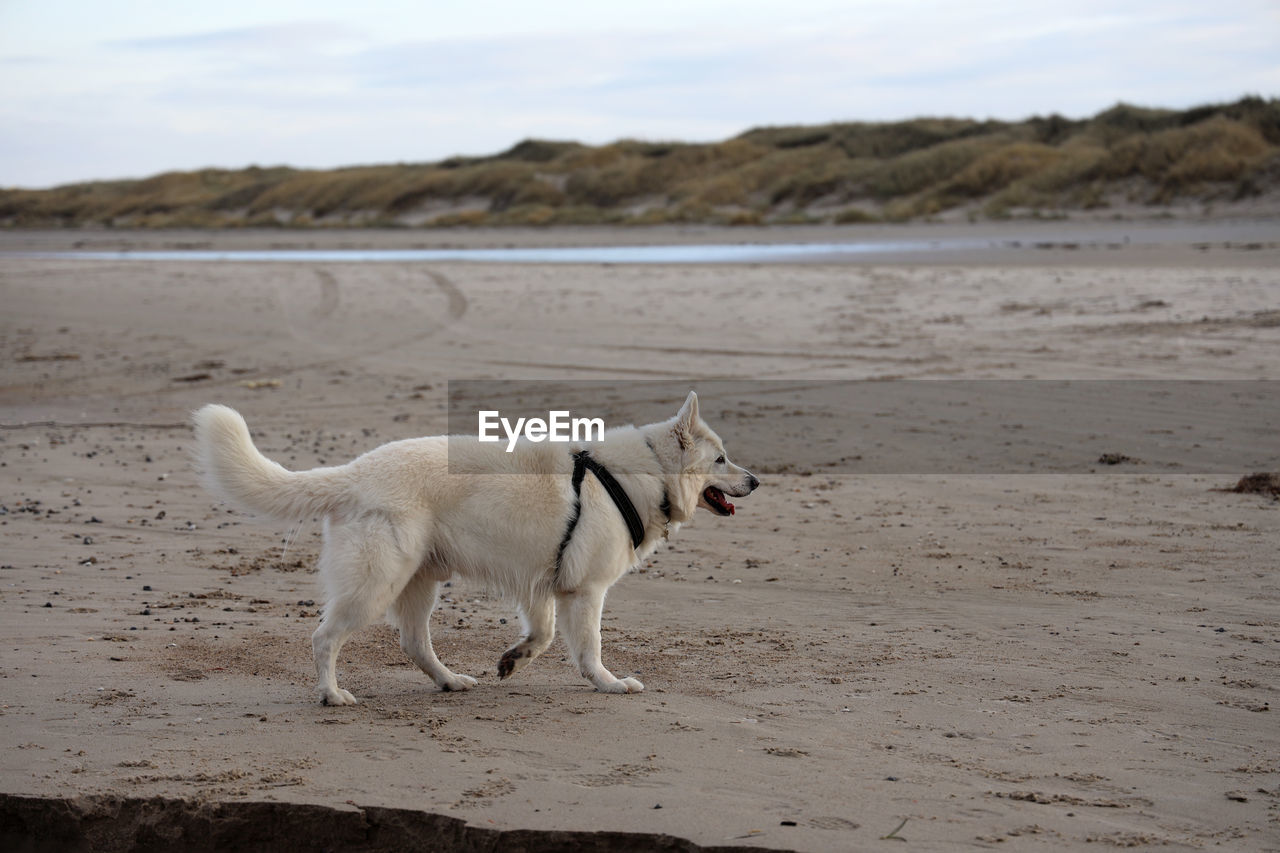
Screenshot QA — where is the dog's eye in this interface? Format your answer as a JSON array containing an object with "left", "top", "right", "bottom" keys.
[{"left": 715, "top": 455, "right": 725, "bottom": 465}]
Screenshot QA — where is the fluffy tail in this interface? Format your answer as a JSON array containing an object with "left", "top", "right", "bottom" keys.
[{"left": 192, "top": 404, "right": 354, "bottom": 521}]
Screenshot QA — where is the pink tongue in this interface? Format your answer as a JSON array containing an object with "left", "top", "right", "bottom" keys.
[{"left": 706, "top": 487, "right": 735, "bottom": 515}]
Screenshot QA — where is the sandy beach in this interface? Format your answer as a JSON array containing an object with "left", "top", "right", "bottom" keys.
[{"left": 1, "top": 221, "right": 1277, "bottom": 850}]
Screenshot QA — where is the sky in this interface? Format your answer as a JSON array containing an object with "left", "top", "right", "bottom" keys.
[{"left": 1, "top": 0, "right": 1277, "bottom": 188}]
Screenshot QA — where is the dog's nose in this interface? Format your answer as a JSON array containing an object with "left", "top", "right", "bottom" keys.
[{"left": 747, "top": 473, "right": 760, "bottom": 492}]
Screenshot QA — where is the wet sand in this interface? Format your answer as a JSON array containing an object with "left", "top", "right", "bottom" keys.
[{"left": 1, "top": 222, "right": 1278, "bottom": 850}]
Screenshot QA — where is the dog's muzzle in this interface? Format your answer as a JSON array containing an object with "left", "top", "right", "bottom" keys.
[{"left": 701, "top": 473, "right": 759, "bottom": 516}]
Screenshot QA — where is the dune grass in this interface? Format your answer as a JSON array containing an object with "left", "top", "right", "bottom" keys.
[{"left": 3, "top": 97, "right": 1277, "bottom": 228}]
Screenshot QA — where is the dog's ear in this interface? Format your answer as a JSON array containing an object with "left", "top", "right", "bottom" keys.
[
  {"left": 676, "top": 390, "right": 699, "bottom": 423},
  {"left": 673, "top": 391, "right": 699, "bottom": 449}
]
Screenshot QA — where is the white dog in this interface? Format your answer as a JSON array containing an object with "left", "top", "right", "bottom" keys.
[{"left": 193, "top": 392, "right": 758, "bottom": 705}]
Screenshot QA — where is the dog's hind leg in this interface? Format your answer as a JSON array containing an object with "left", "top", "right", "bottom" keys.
[
  {"left": 555, "top": 587, "right": 643, "bottom": 694},
  {"left": 497, "top": 594, "right": 555, "bottom": 680},
  {"left": 393, "top": 569, "right": 477, "bottom": 692},
  {"left": 312, "top": 515, "right": 418, "bottom": 706}
]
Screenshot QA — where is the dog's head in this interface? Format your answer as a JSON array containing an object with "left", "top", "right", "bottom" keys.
[{"left": 665, "top": 391, "right": 759, "bottom": 519}]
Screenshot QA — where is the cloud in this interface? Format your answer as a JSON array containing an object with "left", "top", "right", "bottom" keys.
[
  {"left": 2, "top": 0, "right": 1277, "bottom": 186},
  {"left": 106, "top": 20, "right": 363, "bottom": 53}
]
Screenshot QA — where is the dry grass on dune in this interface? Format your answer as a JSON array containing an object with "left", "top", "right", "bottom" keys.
[{"left": 3, "top": 97, "right": 1278, "bottom": 228}]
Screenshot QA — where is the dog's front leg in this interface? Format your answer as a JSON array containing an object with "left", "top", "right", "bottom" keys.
[
  {"left": 555, "top": 587, "right": 643, "bottom": 694},
  {"left": 498, "top": 594, "right": 555, "bottom": 680}
]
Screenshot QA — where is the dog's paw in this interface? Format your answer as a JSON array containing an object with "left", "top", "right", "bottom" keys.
[
  {"left": 439, "top": 673, "right": 478, "bottom": 692},
  {"left": 596, "top": 676, "right": 645, "bottom": 694},
  {"left": 497, "top": 647, "right": 532, "bottom": 679},
  {"left": 320, "top": 687, "right": 358, "bottom": 706}
]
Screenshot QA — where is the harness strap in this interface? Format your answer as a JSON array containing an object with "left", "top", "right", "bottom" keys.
[
  {"left": 554, "top": 450, "right": 646, "bottom": 580},
  {"left": 578, "top": 452, "right": 646, "bottom": 549}
]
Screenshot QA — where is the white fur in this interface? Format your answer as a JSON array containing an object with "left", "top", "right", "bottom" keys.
[{"left": 191, "top": 392, "right": 757, "bottom": 705}]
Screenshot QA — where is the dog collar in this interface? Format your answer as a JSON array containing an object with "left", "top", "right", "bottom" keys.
[{"left": 644, "top": 437, "right": 673, "bottom": 530}]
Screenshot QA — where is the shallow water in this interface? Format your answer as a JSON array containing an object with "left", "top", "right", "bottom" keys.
[
  {"left": 5, "top": 239, "right": 987, "bottom": 264},
  {"left": 4, "top": 220, "right": 1274, "bottom": 263}
]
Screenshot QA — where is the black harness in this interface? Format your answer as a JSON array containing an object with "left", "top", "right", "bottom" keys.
[{"left": 554, "top": 449, "right": 667, "bottom": 581}]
